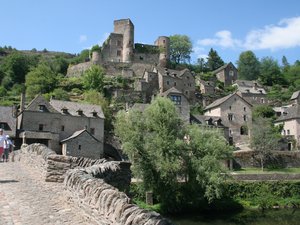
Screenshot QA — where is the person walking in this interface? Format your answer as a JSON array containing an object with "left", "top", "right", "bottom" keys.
[
  {"left": 0, "top": 129, "right": 7, "bottom": 162},
  {"left": 3, "top": 135, "right": 14, "bottom": 162}
]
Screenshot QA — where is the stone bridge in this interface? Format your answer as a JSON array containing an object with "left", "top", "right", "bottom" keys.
[{"left": 0, "top": 144, "right": 173, "bottom": 225}]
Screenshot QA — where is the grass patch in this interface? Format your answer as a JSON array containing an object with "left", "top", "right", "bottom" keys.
[{"left": 233, "top": 167, "right": 300, "bottom": 174}]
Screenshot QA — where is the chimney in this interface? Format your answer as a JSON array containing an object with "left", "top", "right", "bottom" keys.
[
  {"left": 253, "top": 82, "right": 258, "bottom": 90},
  {"left": 20, "top": 92, "right": 26, "bottom": 112}
]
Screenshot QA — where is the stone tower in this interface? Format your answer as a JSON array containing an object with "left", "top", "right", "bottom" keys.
[
  {"left": 114, "top": 19, "right": 134, "bottom": 63},
  {"left": 155, "top": 36, "right": 170, "bottom": 67},
  {"left": 91, "top": 51, "right": 102, "bottom": 64}
]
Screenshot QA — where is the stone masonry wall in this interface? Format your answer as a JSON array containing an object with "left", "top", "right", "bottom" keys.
[
  {"left": 64, "top": 167, "right": 173, "bottom": 225},
  {"left": 13, "top": 143, "right": 173, "bottom": 225}
]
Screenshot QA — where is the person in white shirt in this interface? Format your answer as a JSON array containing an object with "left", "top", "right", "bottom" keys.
[
  {"left": 3, "top": 135, "right": 14, "bottom": 162},
  {"left": 0, "top": 129, "right": 7, "bottom": 162}
]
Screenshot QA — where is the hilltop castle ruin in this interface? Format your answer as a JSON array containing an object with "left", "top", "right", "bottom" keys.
[{"left": 67, "top": 18, "right": 170, "bottom": 77}]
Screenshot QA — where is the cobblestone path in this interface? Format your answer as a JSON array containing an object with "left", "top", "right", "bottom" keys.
[{"left": 0, "top": 161, "right": 97, "bottom": 225}]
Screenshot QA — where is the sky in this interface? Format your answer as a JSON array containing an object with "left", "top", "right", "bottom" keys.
[{"left": 1, "top": 0, "right": 300, "bottom": 65}]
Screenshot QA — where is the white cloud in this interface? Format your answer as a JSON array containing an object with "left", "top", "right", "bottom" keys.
[
  {"left": 244, "top": 17, "right": 300, "bottom": 50},
  {"left": 79, "top": 35, "right": 88, "bottom": 43},
  {"left": 197, "top": 30, "right": 241, "bottom": 49},
  {"left": 195, "top": 16, "right": 300, "bottom": 52}
]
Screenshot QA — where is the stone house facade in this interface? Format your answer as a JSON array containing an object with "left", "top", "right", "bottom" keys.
[
  {"left": 61, "top": 129, "right": 103, "bottom": 158},
  {"left": 213, "top": 62, "right": 238, "bottom": 86},
  {"left": 233, "top": 80, "right": 269, "bottom": 105},
  {"left": 204, "top": 93, "right": 252, "bottom": 145},
  {"left": 274, "top": 91, "right": 300, "bottom": 150},
  {"left": 17, "top": 95, "right": 104, "bottom": 157}
]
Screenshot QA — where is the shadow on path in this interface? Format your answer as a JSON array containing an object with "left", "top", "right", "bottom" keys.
[{"left": 0, "top": 179, "right": 19, "bottom": 184}]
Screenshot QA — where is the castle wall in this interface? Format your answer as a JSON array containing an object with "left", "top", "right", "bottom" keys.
[{"left": 101, "top": 33, "right": 123, "bottom": 63}]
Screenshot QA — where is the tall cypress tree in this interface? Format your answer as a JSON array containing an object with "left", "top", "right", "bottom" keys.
[{"left": 205, "top": 48, "right": 224, "bottom": 71}]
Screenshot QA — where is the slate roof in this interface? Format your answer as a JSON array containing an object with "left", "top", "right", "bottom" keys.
[
  {"left": 234, "top": 80, "right": 266, "bottom": 94},
  {"left": 160, "top": 87, "right": 183, "bottom": 97},
  {"left": 275, "top": 104, "right": 300, "bottom": 122},
  {"left": 61, "top": 129, "right": 101, "bottom": 143},
  {"left": 291, "top": 91, "right": 300, "bottom": 100},
  {"left": 204, "top": 93, "right": 252, "bottom": 110},
  {"left": 25, "top": 95, "right": 58, "bottom": 113},
  {"left": 155, "top": 66, "right": 190, "bottom": 79},
  {"left": 50, "top": 99, "right": 105, "bottom": 119},
  {"left": 238, "top": 86, "right": 266, "bottom": 94},
  {"left": 234, "top": 80, "right": 262, "bottom": 88},
  {"left": 191, "top": 114, "right": 226, "bottom": 127},
  {"left": 0, "top": 106, "right": 16, "bottom": 137},
  {"left": 212, "top": 62, "right": 236, "bottom": 74}
]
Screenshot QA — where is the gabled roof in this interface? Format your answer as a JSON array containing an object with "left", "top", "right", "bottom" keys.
[
  {"left": 191, "top": 114, "right": 226, "bottom": 127},
  {"left": 204, "top": 93, "right": 252, "bottom": 110},
  {"left": 275, "top": 104, "right": 300, "bottom": 122},
  {"left": 212, "top": 62, "right": 236, "bottom": 74},
  {"left": 25, "top": 94, "right": 58, "bottom": 113},
  {"left": 60, "top": 129, "right": 101, "bottom": 143},
  {"left": 160, "top": 87, "right": 183, "bottom": 97},
  {"left": 155, "top": 66, "right": 191, "bottom": 79},
  {"left": 50, "top": 99, "right": 105, "bottom": 119},
  {"left": 291, "top": 91, "right": 300, "bottom": 101}
]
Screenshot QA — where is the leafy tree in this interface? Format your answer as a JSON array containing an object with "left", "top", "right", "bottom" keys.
[
  {"left": 83, "top": 65, "right": 105, "bottom": 92},
  {"left": 70, "top": 49, "right": 90, "bottom": 64},
  {"left": 237, "top": 51, "right": 260, "bottom": 80},
  {"left": 250, "top": 117, "right": 280, "bottom": 171},
  {"left": 91, "top": 44, "right": 101, "bottom": 53},
  {"left": 84, "top": 90, "right": 112, "bottom": 130},
  {"left": 169, "top": 34, "right": 193, "bottom": 64},
  {"left": 284, "top": 63, "right": 300, "bottom": 86},
  {"left": 25, "top": 64, "right": 58, "bottom": 99},
  {"left": 51, "top": 88, "right": 70, "bottom": 100},
  {"left": 252, "top": 105, "right": 275, "bottom": 120},
  {"left": 281, "top": 55, "right": 290, "bottom": 73},
  {"left": 259, "top": 57, "right": 285, "bottom": 86},
  {"left": 206, "top": 48, "right": 224, "bottom": 71},
  {"left": 197, "top": 57, "right": 207, "bottom": 72},
  {"left": 115, "top": 97, "right": 232, "bottom": 210},
  {"left": 2, "top": 52, "right": 39, "bottom": 85}
]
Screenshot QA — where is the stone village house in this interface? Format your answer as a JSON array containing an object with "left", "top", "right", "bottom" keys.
[
  {"left": 212, "top": 62, "right": 238, "bottom": 86},
  {"left": 274, "top": 91, "right": 300, "bottom": 150},
  {"left": 204, "top": 93, "right": 253, "bottom": 146},
  {"left": 16, "top": 95, "right": 105, "bottom": 158}
]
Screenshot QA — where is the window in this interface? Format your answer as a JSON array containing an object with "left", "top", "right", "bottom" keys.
[
  {"left": 229, "top": 70, "right": 234, "bottom": 76},
  {"left": 39, "top": 105, "right": 46, "bottom": 112},
  {"left": 228, "top": 114, "right": 233, "bottom": 121},
  {"left": 90, "top": 128, "right": 95, "bottom": 135},
  {"left": 39, "top": 124, "right": 44, "bottom": 131},
  {"left": 287, "top": 130, "right": 290, "bottom": 135},
  {"left": 261, "top": 98, "right": 265, "bottom": 103},
  {"left": 166, "top": 80, "right": 169, "bottom": 85},
  {"left": 61, "top": 125, "right": 65, "bottom": 131},
  {"left": 117, "top": 40, "right": 121, "bottom": 46},
  {"left": 78, "top": 145, "right": 81, "bottom": 150},
  {"left": 170, "top": 95, "right": 181, "bottom": 105},
  {"left": 243, "top": 115, "right": 247, "bottom": 121},
  {"left": 244, "top": 107, "right": 246, "bottom": 111},
  {"left": 117, "top": 50, "right": 121, "bottom": 56},
  {"left": 174, "top": 82, "right": 176, "bottom": 86},
  {"left": 139, "top": 56, "right": 144, "bottom": 60},
  {"left": 62, "top": 108, "right": 68, "bottom": 114},
  {"left": 92, "top": 111, "right": 98, "bottom": 117},
  {"left": 163, "top": 39, "right": 166, "bottom": 43},
  {"left": 77, "top": 110, "right": 83, "bottom": 116},
  {"left": 229, "top": 106, "right": 232, "bottom": 110}
]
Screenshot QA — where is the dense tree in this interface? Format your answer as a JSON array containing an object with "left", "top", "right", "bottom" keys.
[
  {"left": 115, "top": 97, "right": 232, "bottom": 210},
  {"left": 205, "top": 48, "right": 224, "bottom": 71},
  {"left": 281, "top": 56, "right": 290, "bottom": 73},
  {"left": 250, "top": 117, "right": 281, "bottom": 171},
  {"left": 259, "top": 57, "right": 285, "bottom": 86},
  {"left": 237, "top": 51, "right": 260, "bottom": 80},
  {"left": 2, "top": 52, "right": 39, "bottom": 85},
  {"left": 252, "top": 105, "right": 275, "bottom": 120},
  {"left": 25, "top": 64, "right": 59, "bottom": 99},
  {"left": 169, "top": 34, "right": 193, "bottom": 64},
  {"left": 82, "top": 65, "right": 105, "bottom": 93}
]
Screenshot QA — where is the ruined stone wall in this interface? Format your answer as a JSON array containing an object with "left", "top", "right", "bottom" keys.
[
  {"left": 64, "top": 166, "right": 173, "bottom": 225},
  {"left": 67, "top": 61, "right": 92, "bottom": 77}
]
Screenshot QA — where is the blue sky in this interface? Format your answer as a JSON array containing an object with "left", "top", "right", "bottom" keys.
[{"left": 1, "top": 0, "right": 300, "bottom": 65}]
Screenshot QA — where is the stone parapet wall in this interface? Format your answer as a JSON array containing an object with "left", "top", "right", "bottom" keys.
[
  {"left": 64, "top": 167, "right": 173, "bottom": 225},
  {"left": 233, "top": 150, "right": 300, "bottom": 168}
]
